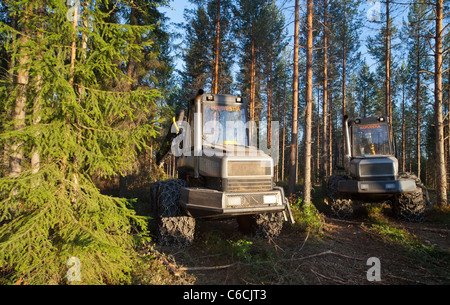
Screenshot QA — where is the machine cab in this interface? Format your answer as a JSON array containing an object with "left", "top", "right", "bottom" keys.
[
  {"left": 345, "top": 117, "right": 398, "bottom": 181},
  {"left": 349, "top": 117, "right": 394, "bottom": 158}
]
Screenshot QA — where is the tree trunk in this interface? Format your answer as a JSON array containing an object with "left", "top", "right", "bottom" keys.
[
  {"left": 435, "top": 0, "right": 447, "bottom": 206},
  {"left": 329, "top": 93, "right": 333, "bottom": 175},
  {"left": 322, "top": 0, "right": 329, "bottom": 178},
  {"left": 416, "top": 33, "right": 421, "bottom": 179},
  {"left": 282, "top": 91, "right": 286, "bottom": 181},
  {"left": 9, "top": 15, "right": 29, "bottom": 178},
  {"left": 303, "top": 0, "right": 314, "bottom": 204},
  {"left": 342, "top": 44, "right": 346, "bottom": 163},
  {"left": 212, "top": 0, "right": 221, "bottom": 94},
  {"left": 69, "top": 2, "right": 79, "bottom": 86},
  {"left": 267, "top": 59, "right": 273, "bottom": 148},
  {"left": 385, "top": 0, "right": 392, "bottom": 127},
  {"left": 31, "top": 6, "right": 47, "bottom": 176},
  {"left": 288, "top": 0, "right": 300, "bottom": 196},
  {"left": 401, "top": 80, "right": 406, "bottom": 172},
  {"left": 250, "top": 33, "right": 256, "bottom": 121}
]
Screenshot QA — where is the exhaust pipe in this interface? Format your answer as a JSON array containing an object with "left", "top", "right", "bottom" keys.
[
  {"left": 343, "top": 115, "right": 352, "bottom": 170},
  {"left": 193, "top": 91, "right": 203, "bottom": 178}
]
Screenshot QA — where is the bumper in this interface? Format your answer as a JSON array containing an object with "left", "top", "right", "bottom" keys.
[
  {"left": 338, "top": 179, "right": 417, "bottom": 194},
  {"left": 179, "top": 186, "right": 287, "bottom": 218}
]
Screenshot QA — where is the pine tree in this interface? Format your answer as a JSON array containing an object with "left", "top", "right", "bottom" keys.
[
  {"left": 303, "top": 0, "right": 314, "bottom": 204},
  {"left": 366, "top": 1, "right": 398, "bottom": 126},
  {"left": 434, "top": 0, "right": 447, "bottom": 206},
  {"left": 356, "top": 62, "right": 377, "bottom": 117},
  {"left": 405, "top": 0, "right": 433, "bottom": 180},
  {"left": 180, "top": 0, "right": 235, "bottom": 97},
  {"left": 329, "top": 0, "right": 361, "bottom": 164},
  {"left": 288, "top": 0, "right": 300, "bottom": 195},
  {"left": 235, "top": 0, "right": 280, "bottom": 121}
]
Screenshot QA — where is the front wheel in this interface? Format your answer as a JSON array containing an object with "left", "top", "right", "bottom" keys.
[
  {"left": 151, "top": 179, "right": 196, "bottom": 247},
  {"left": 329, "top": 198, "right": 353, "bottom": 220},
  {"left": 393, "top": 189, "right": 425, "bottom": 222},
  {"left": 326, "top": 175, "right": 353, "bottom": 220},
  {"left": 392, "top": 173, "right": 427, "bottom": 222}
]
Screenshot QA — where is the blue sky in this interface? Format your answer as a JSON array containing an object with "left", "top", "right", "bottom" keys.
[{"left": 159, "top": 0, "right": 411, "bottom": 74}]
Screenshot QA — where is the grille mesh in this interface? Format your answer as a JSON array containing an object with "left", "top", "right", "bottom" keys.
[
  {"left": 224, "top": 178, "right": 273, "bottom": 192},
  {"left": 360, "top": 162, "right": 394, "bottom": 177},
  {"left": 227, "top": 161, "right": 271, "bottom": 176}
]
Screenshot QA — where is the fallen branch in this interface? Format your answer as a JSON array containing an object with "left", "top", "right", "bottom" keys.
[
  {"left": 326, "top": 217, "right": 362, "bottom": 226},
  {"left": 179, "top": 250, "right": 365, "bottom": 273},
  {"left": 180, "top": 262, "right": 242, "bottom": 272},
  {"left": 310, "top": 268, "right": 347, "bottom": 284},
  {"left": 159, "top": 255, "right": 183, "bottom": 277},
  {"left": 288, "top": 250, "right": 365, "bottom": 262},
  {"left": 418, "top": 227, "right": 449, "bottom": 234}
]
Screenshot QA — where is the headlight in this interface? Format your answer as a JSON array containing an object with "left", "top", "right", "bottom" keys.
[
  {"left": 227, "top": 196, "right": 242, "bottom": 206},
  {"left": 385, "top": 183, "right": 396, "bottom": 190},
  {"left": 264, "top": 195, "right": 277, "bottom": 204}
]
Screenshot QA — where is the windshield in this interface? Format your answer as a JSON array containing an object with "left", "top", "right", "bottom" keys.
[
  {"left": 352, "top": 124, "right": 392, "bottom": 157},
  {"left": 203, "top": 104, "right": 247, "bottom": 146}
]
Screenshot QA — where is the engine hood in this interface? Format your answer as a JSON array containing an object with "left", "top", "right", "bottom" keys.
[{"left": 349, "top": 156, "right": 398, "bottom": 180}]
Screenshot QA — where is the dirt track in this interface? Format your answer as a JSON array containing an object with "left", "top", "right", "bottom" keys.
[{"left": 155, "top": 207, "right": 449, "bottom": 285}]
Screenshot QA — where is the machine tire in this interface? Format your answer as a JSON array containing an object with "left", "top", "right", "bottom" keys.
[
  {"left": 253, "top": 212, "right": 284, "bottom": 239},
  {"left": 393, "top": 173, "right": 426, "bottom": 222},
  {"left": 237, "top": 212, "right": 284, "bottom": 239},
  {"left": 326, "top": 174, "right": 353, "bottom": 220},
  {"left": 150, "top": 179, "right": 196, "bottom": 247},
  {"left": 330, "top": 198, "right": 354, "bottom": 220}
]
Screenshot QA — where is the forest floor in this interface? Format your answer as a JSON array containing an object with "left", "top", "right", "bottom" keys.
[{"left": 137, "top": 186, "right": 450, "bottom": 286}]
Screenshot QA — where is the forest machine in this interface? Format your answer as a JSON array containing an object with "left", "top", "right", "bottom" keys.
[
  {"left": 151, "top": 90, "right": 294, "bottom": 247},
  {"left": 326, "top": 115, "right": 428, "bottom": 221}
]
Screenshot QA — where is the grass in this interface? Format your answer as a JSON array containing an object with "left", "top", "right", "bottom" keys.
[
  {"left": 362, "top": 203, "right": 450, "bottom": 264},
  {"left": 290, "top": 198, "right": 326, "bottom": 235}
]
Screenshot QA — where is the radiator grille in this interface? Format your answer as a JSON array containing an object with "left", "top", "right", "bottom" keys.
[
  {"left": 360, "top": 162, "right": 394, "bottom": 177},
  {"left": 227, "top": 161, "right": 271, "bottom": 176},
  {"left": 223, "top": 178, "right": 273, "bottom": 192}
]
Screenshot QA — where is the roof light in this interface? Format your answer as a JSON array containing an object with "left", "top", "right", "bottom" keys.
[
  {"left": 206, "top": 95, "right": 214, "bottom": 101},
  {"left": 379, "top": 117, "right": 385, "bottom": 122},
  {"left": 236, "top": 97, "right": 243, "bottom": 103},
  {"left": 355, "top": 119, "right": 361, "bottom": 124}
]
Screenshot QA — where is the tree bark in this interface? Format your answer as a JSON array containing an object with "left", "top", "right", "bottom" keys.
[
  {"left": 434, "top": 0, "right": 447, "bottom": 206},
  {"left": 322, "top": 0, "right": 329, "bottom": 178},
  {"left": 329, "top": 93, "right": 333, "bottom": 175},
  {"left": 416, "top": 33, "right": 421, "bottom": 179},
  {"left": 385, "top": 0, "right": 392, "bottom": 128},
  {"left": 267, "top": 59, "right": 273, "bottom": 148},
  {"left": 250, "top": 33, "right": 256, "bottom": 121},
  {"left": 69, "top": 2, "right": 79, "bottom": 86},
  {"left": 212, "top": 0, "right": 221, "bottom": 94},
  {"left": 288, "top": 0, "right": 300, "bottom": 196},
  {"left": 401, "top": 79, "right": 406, "bottom": 172},
  {"left": 303, "top": 0, "right": 314, "bottom": 204},
  {"left": 9, "top": 13, "right": 29, "bottom": 178}
]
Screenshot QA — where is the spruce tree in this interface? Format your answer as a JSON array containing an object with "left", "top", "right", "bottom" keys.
[{"left": 0, "top": 0, "right": 164, "bottom": 284}]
